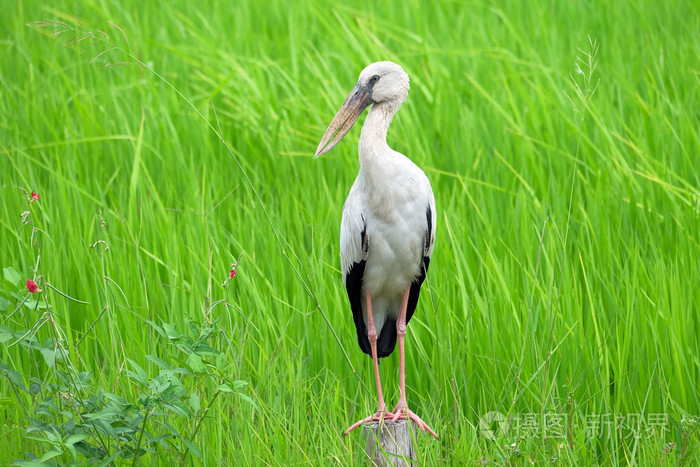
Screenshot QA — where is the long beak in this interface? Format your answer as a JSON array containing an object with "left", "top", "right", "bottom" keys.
[{"left": 315, "top": 84, "right": 373, "bottom": 157}]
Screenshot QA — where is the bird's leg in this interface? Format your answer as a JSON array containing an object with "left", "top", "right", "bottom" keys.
[
  {"left": 344, "top": 294, "right": 389, "bottom": 435},
  {"left": 389, "top": 286, "right": 439, "bottom": 439},
  {"left": 366, "top": 293, "right": 388, "bottom": 415}
]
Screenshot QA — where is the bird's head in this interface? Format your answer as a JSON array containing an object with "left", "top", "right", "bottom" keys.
[
  {"left": 315, "top": 61, "right": 410, "bottom": 157},
  {"left": 357, "top": 61, "right": 410, "bottom": 107}
]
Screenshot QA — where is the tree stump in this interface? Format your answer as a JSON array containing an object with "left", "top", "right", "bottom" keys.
[{"left": 363, "top": 419, "right": 417, "bottom": 466}]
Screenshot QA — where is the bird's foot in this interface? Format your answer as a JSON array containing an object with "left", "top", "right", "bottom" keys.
[
  {"left": 389, "top": 401, "right": 439, "bottom": 439},
  {"left": 344, "top": 409, "right": 391, "bottom": 435}
]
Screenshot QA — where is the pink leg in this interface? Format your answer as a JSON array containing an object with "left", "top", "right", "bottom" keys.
[
  {"left": 390, "top": 287, "right": 439, "bottom": 439},
  {"left": 345, "top": 294, "right": 390, "bottom": 435}
]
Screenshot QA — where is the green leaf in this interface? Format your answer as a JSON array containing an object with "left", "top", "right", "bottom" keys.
[
  {"left": 192, "top": 344, "right": 216, "bottom": 355},
  {"left": 144, "top": 319, "right": 165, "bottom": 339},
  {"left": 0, "top": 296, "right": 10, "bottom": 311},
  {"left": 64, "top": 433, "right": 89, "bottom": 446},
  {"left": 103, "top": 392, "right": 128, "bottom": 405},
  {"left": 166, "top": 400, "right": 192, "bottom": 417},
  {"left": 189, "top": 392, "right": 200, "bottom": 413},
  {"left": 3, "top": 266, "right": 21, "bottom": 286},
  {"left": 23, "top": 298, "right": 49, "bottom": 310},
  {"left": 146, "top": 433, "right": 174, "bottom": 446},
  {"left": 14, "top": 460, "right": 57, "bottom": 467},
  {"left": 215, "top": 384, "right": 233, "bottom": 394},
  {"left": 166, "top": 377, "right": 187, "bottom": 398},
  {"left": 96, "top": 450, "right": 124, "bottom": 467},
  {"left": 187, "top": 353, "right": 205, "bottom": 373},
  {"left": 236, "top": 393, "right": 258, "bottom": 409},
  {"left": 170, "top": 367, "right": 194, "bottom": 376},
  {"left": 150, "top": 380, "right": 172, "bottom": 396},
  {"left": 77, "top": 371, "right": 92, "bottom": 388},
  {"left": 232, "top": 380, "right": 248, "bottom": 390},
  {"left": 0, "top": 325, "right": 14, "bottom": 343},
  {"left": 126, "top": 359, "right": 148, "bottom": 386},
  {"left": 162, "top": 323, "right": 179, "bottom": 339},
  {"left": 37, "top": 449, "right": 63, "bottom": 463},
  {"left": 7, "top": 369, "right": 27, "bottom": 392},
  {"left": 83, "top": 407, "right": 122, "bottom": 421},
  {"left": 145, "top": 354, "right": 171, "bottom": 370},
  {"left": 39, "top": 347, "right": 56, "bottom": 368},
  {"left": 182, "top": 439, "right": 202, "bottom": 459},
  {"left": 215, "top": 352, "right": 227, "bottom": 371}
]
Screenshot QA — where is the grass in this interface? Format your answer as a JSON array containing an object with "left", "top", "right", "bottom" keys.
[{"left": 1, "top": 0, "right": 699, "bottom": 464}]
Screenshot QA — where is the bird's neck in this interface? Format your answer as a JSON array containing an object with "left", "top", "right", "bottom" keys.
[{"left": 358, "top": 102, "right": 399, "bottom": 169}]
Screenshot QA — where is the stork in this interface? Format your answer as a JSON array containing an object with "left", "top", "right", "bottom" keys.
[{"left": 315, "top": 61, "right": 438, "bottom": 438}]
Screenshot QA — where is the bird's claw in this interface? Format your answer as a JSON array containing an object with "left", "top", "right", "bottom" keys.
[
  {"left": 345, "top": 406, "right": 439, "bottom": 439},
  {"left": 344, "top": 410, "right": 390, "bottom": 436},
  {"left": 389, "top": 403, "right": 439, "bottom": 439}
]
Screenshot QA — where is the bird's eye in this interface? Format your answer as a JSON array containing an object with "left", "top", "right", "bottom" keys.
[{"left": 370, "top": 75, "right": 380, "bottom": 83}]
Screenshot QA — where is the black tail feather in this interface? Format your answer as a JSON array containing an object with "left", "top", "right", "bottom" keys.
[
  {"left": 376, "top": 318, "right": 397, "bottom": 358},
  {"left": 345, "top": 257, "right": 431, "bottom": 360}
]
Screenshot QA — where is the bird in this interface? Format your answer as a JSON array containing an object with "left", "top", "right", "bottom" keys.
[{"left": 315, "top": 61, "right": 438, "bottom": 438}]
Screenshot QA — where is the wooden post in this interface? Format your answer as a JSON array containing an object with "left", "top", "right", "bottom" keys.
[{"left": 363, "top": 419, "right": 417, "bottom": 466}]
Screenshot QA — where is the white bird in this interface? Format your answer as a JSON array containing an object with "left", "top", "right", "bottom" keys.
[{"left": 315, "top": 61, "right": 438, "bottom": 438}]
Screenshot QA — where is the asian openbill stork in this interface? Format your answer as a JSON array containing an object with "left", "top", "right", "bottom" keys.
[{"left": 315, "top": 61, "right": 438, "bottom": 438}]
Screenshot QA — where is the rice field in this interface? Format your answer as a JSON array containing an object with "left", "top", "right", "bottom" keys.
[{"left": 1, "top": 0, "right": 699, "bottom": 465}]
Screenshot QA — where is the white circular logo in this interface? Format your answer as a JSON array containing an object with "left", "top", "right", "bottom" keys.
[{"left": 479, "top": 411, "right": 507, "bottom": 440}]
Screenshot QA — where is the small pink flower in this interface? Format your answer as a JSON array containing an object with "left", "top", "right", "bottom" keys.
[
  {"left": 229, "top": 269, "right": 236, "bottom": 278},
  {"left": 31, "top": 192, "right": 40, "bottom": 202},
  {"left": 26, "top": 280, "right": 39, "bottom": 293}
]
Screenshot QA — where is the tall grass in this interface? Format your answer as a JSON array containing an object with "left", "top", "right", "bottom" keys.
[{"left": 1, "top": 0, "right": 699, "bottom": 464}]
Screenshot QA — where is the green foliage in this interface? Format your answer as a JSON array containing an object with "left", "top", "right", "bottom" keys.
[
  {"left": 1, "top": 287, "right": 252, "bottom": 465},
  {"left": 1, "top": 202, "right": 252, "bottom": 465},
  {"left": 1, "top": 0, "right": 699, "bottom": 465}
]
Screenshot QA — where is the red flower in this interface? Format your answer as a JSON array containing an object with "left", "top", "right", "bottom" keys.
[
  {"left": 26, "top": 279, "right": 39, "bottom": 293},
  {"left": 31, "top": 192, "right": 40, "bottom": 202},
  {"left": 229, "top": 269, "right": 236, "bottom": 278}
]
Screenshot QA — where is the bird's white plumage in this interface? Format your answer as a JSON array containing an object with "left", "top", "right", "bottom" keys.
[
  {"left": 316, "top": 61, "right": 439, "bottom": 438},
  {"left": 338, "top": 62, "right": 436, "bottom": 336}
]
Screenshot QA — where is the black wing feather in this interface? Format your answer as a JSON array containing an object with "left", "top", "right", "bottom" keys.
[
  {"left": 345, "top": 259, "right": 370, "bottom": 356},
  {"left": 349, "top": 205, "right": 433, "bottom": 359}
]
